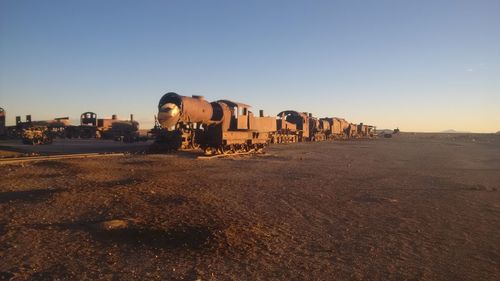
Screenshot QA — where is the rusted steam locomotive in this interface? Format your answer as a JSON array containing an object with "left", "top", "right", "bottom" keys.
[
  {"left": 155, "top": 92, "right": 273, "bottom": 154},
  {"left": 154, "top": 92, "right": 376, "bottom": 155},
  {"left": 15, "top": 115, "right": 68, "bottom": 145},
  {"left": 66, "top": 112, "right": 139, "bottom": 142},
  {"left": 0, "top": 109, "right": 141, "bottom": 144}
]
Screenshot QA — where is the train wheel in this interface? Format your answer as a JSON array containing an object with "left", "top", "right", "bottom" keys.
[
  {"left": 217, "top": 146, "right": 226, "bottom": 155},
  {"left": 238, "top": 145, "right": 245, "bottom": 153},
  {"left": 204, "top": 147, "right": 217, "bottom": 156}
]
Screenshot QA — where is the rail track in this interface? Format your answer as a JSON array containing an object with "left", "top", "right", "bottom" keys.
[
  {"left": 197, "top": 150, "right": 265, "bottom": 159},
  {"left": 0, "top": 152, "right": 125, "bottom": 165}
]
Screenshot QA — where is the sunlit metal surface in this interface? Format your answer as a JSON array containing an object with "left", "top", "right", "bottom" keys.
[{"left": 158, "top": 103, "right": 181, "bottom": 129}]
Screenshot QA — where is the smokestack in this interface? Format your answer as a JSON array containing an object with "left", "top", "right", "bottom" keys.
[
  {"left": 16, "top": 116, "right": 21, "bottom": 125},
  {"left": 308, "top": 113, "right": 312, "bottom": 118},
  {"left": 26, "top": 115, "right": 32, "bottom": 123},
  {"left": 130, "top": 114, "right": 134, "bottom": 121},
  {"left": 259, "top": 110, "right": 264, "bottom": 117},
  {"left": 112, "top": 114, "right": 117, "bottom": 120}
]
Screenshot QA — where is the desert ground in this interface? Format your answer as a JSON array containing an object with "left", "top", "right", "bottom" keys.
[{"left": 0, "top": 133, "right": 499, "bottom": 280}]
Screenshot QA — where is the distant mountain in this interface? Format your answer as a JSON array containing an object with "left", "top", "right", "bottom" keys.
[{"left": 440, "top": 129, "right": 470, "bottom": 133}]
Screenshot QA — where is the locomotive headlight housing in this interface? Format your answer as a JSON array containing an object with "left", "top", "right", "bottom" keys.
[{"left": 158, "top": 103, "right": 181, "bottom": 129}]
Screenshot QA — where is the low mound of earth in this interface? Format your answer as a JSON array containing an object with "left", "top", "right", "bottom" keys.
[{"left": 0, "top": 133, "right": 499, "bottom": 280}]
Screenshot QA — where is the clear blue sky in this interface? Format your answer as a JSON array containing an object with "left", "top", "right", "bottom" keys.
[{"left": 1, "top": 0, "right": 499, "bottom": 132}]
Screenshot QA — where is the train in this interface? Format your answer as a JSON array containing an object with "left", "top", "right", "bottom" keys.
[
  {"left": 65, "top": 112, "right": 140, "bottom": 142},
  {"left": 2, "top": 93, "right": 376, "bottom": 149},
  {"left": 154, "top": 92, "right": 376, "bottom": 154},
  {"left": 0, "top": 110, "right": 141, "bottom": 144}
]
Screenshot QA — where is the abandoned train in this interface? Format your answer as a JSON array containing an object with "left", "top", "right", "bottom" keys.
[
  {"left": 1, "top": 111, "right": 140, "bottom": 145},
  {"left": 154, "top": 92, "right": 376, "bottom": 154},
  {"left": 65, "top": 112, "right": 140, "bottom": 142}
]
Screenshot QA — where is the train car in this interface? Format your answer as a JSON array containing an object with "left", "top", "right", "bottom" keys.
[
  {"left": 348, "top": 123, "right": 358, "bottom": 138},
  {"left": 323, "top": 117, "right": 350, "bottom": 139},
  {"left": 338, "top": 119, "right": 350, "bottom": 138},
  {"left": 316, "top": 118, "right": 331, "bottom": 140},
  {"left": 367, "top": 125, "right": 376, "bottom": 137},
  {"left": 320, "top": 117, "right": 358, "bottom": 140},
  {"left": 22, "top": 126, "right": 53, "bottom": 145},
  {"left": 156, "top": 92, "right": 271, "bottom": 154},
  {"left": 356, "top": 123, "right": 376, "bottom": 138},
  {"left": 65, "top": 112, "right": 139, "bottom": 141},
  {"left": 334, "top": 117, "right": 350, "bottom": 139},
  {"left": 103, "top": 119, "right": 140, "bottom": 142},
  {"left": 69, "top": 112, "right": 99, "bottom": 138},
  {"left": 309, "top": 116, "right": 328, "bottom": 141},
  {"left": 357, "top": 123, "right": 367, "bottom": 137},
  {"left": 275, "top": 110, "right": 310, "bottom": 142},
  {"left": 14, "top": 115, "right": 63, "bottom": 144},
  {"left": 40, "top": 117, "right": 71, "bottom": 138},
  {"left": 95, "top": 114, "right": 139, "bottom": 142}
]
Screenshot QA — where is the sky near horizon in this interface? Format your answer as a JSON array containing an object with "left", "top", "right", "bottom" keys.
[{"left": 1, "top": 0, "right": 499, "bottom": 132}]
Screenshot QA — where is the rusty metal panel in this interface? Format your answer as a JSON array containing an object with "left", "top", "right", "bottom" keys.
[
  {"left": 252, "top": 116, "right": 276, "bottom": 132},
  {"left": 339, "top": 119, "right": 350, "bottom": 135},
  {"left": 349, "top": 123, "right": 358, "bottom": 137},
  {"left": 277, "top": 119, "right": 297, "bottom": 131},
  {"left": 332, "top": 118, "right": 343, "bottom": 135},
  {"left": 100, "top": 119, "right": 114, "bottom": 129},
  {"left": 237, "top": 114, "right": 248, "bottom": 130},
  {"left": 218, "top": 100, "right": 251, "bottom": 109},
  {"left": 222, "top": 130, "right": 268, "bottom": 144},
  {"left": 319, "top": 119, "right": 330, "bottom": 132}
]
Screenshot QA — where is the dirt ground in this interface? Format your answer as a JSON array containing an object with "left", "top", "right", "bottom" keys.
[
  {"left": 0, "top": 133, "right": 499, "bottom": 280},
  {"left": 0, "top": 139, "right": 153, "bottom": 157}
]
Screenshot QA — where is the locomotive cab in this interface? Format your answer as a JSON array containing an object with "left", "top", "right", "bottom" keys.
[
  {"left": 81, "top": 112, "right": 97, "bottom": 126},
  {"left": 217, "top": 100, "right": 253, "bottom": 131}
]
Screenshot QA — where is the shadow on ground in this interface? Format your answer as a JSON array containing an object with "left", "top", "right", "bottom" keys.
[
  {"left": 90, "top": 224, "right": 215, "bottom": 250},
  {"left": 0, "top": 188, "right": 63, "bottom": 204},
  {"left": 23, "top": 220, "right": 219, "bottom": 251}
]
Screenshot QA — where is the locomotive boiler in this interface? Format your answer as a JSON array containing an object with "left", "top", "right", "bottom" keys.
[{"left": 156, "top": 92, "right": 274, "bottom": 154}]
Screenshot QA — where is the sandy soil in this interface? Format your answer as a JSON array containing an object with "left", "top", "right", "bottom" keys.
[{"left": 0, "top": 133, "right": 499, "bottom": 280}]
